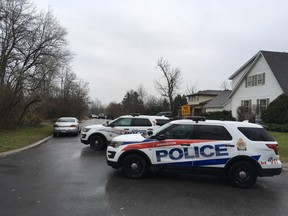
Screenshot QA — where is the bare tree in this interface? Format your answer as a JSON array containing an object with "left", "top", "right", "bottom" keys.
[
  {"left": 154, "top": 57, "right": 182, "bottom": 113},
  {"left": 0, "top": 0, "right": 72, "bottom": 127},
  {"left": 220, "top": 81, "right": 231, "bottom": 90},
  {"left": 186, "top": 85, "right": 197, "bottom": 95},
  {"left": 137, "top": 84, "right": 147, "bottom": 103}
]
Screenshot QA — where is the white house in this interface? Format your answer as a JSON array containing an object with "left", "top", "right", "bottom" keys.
[
  {"left": 202, "top": 90, "right": 232, "bottom": 113},
  {"left": 186, "top": 90, "right": 223, "bottom": 116},
  {"left": 228, "top": 50, "right": 288, "bottom": 119}
]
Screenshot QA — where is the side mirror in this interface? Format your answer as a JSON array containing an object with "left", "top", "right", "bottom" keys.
[
  {"left": 157, "top": 134, "right": 166, "bottom": 141},
  {"left": 147, "top": 130, "right": 153, "bottom": 136}
]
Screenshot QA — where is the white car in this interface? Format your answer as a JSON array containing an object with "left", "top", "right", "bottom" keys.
[
  {"left": 106, "top": 118, "right": 282, "bottom": 188},
  {"left": 81, "top": 114, "right": 170, "bottom": 150}
]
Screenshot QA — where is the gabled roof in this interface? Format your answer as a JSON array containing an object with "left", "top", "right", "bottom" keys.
[
  {"left": 229, "top": 50, "right": 288, "bottom": 97},
  {"left": 203, "top": 90, "right": 232, "bottom": 108},
  {"left": 186, "top": 90, "right": 223, "bottom": 97},
  {"left": 261, "top": 51, "right": 288, "bottom": 93}
]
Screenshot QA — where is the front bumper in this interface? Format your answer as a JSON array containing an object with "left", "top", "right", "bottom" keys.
[
  {"left": 107, "top": 159, "right": 121, "bottom": 169},
  {"left": 80, "top": 133, "right": 89, "bottom": 144}
]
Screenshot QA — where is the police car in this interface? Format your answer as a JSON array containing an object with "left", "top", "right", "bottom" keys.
[
  {"left": 81, "top": 114, "right": 170, "bottom": 150},
  {"left": 106, "top": 117, "right": 282, "bottom": 188}
]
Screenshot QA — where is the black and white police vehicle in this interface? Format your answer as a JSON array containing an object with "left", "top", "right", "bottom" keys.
[
  {"left": 81, "top": 114, "right": 170, "bottom": 150},
  {"left": 106, "top": 117, "right": 282, "bottom": 188}
]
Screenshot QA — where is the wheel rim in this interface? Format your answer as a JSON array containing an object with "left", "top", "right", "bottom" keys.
[
  {"left": 91, "top": 136, "right": 104, "bottom": 150},
  {"left": 126, "top": 158, "right": 142, "bottom": 174},
  {"left": 234, "top": 167, "right": 251, "bottom": 184}
]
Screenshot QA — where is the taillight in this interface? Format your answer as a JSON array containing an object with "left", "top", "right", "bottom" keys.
[
  {"left": 266, "top": 144, "right": 279, "bottom": 155},
  {"left": 70, "top": 124, "right": 77, "bottom": 128},
  {"left": 53, "top": 124, "right": 58, "bottom": 128}
]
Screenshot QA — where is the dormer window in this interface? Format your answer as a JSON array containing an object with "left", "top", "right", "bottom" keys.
[{"left": 246, "top": 73, "right": 265, "bottom": 87}]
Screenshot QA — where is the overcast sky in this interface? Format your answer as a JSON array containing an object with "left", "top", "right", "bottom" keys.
[{"left": 32, "top": 0, "right": 288, "bottom": 104}]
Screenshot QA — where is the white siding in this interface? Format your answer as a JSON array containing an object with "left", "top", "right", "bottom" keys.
[
  {"left": 231, "top": 64, "right": 250, "bottom": 89},
  {"left": 231, "top": 55, "right": 284, "bottom": 118}
]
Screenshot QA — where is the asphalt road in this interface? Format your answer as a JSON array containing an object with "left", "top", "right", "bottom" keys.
[{"left": 0, "top": 119, "right": 288, "bottom": 216}]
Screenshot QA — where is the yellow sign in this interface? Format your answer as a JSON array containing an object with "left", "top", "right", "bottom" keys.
[{"left": 181, "top": 105, "right": 190, "bottom": 116}]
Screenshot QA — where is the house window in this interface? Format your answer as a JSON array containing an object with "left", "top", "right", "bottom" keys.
[
  {"left": 257, "top": 73, "right": 265, "bottom": 85},
  {"left": 247, "top": 76, "right": 253, "bottom": 87},
  {"left": 257, "top": 98, "right": 269, "bottom": 114},
  {"left": 246, "top": 73, "right": 265, "bottom": 87},
  {"left": 241, "top": 100, "right": 251, "bottom": 113}
]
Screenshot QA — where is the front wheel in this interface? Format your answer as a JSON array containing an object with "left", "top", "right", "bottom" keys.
[
  {"left": 122, "top": 154, "right": 147, "bottom": 179},
  {"left": 90, "top": 135, "right": 106, "bottom": 150},
  {"left": 228, "top": 162, "right": 257, "bottom": 188}
]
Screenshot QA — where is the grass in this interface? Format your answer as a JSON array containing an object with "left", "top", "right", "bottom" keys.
[
  {"left": 270, "top": 131, "right": 288, "bottom": 163},
  {"left": 0, "top": 124, "right": 52, "bottom": 153},
  {"left": 0, "top": 125, "right": 287, "bottom": 163}
]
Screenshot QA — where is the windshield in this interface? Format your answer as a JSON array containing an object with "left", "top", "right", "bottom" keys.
[{"left": 149, "top": 122, "right": 173, "bottom": 137}]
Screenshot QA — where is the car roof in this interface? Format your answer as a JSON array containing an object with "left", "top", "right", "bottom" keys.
[
  {"left": 169, "top": 119, "right": 263, "bottom": 128},
  {"left": 119, "top": 115, "right": 169, "bottom": 119}
]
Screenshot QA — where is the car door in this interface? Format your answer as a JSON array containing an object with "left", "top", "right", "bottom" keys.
[
  {"left": 191, "top": 124, "right": 235, "bottom": 168},
  {"left": 130, "top": 118, "right": 153, "bottom": 136},
  {"left": 152, "top": 124, "right": 196, "bottom": 166},
  {"left": 109, "top": 117, "right": 133, "bottom": 135}
]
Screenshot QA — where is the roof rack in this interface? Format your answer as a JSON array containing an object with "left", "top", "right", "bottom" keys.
[
  {"left": 185, "top": 116, "right": 206, "bottom": 123},
  {"left": 130, "top": 113, "right": 140, "bottom": 117}
]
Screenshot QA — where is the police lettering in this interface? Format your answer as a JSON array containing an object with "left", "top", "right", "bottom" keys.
[{"left": 156, "top": 144, "right": 229, "bottom": 162}]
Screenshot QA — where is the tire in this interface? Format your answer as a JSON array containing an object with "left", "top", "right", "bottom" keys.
[
  {"left": 122, "top": 154, "right": 147, "bottom": 179},
  {"left": 90, "top": 135, "right": 106, "bottom": 150},
  {"left": 228, "top": 162, "right": 257, "bottom": 188}
]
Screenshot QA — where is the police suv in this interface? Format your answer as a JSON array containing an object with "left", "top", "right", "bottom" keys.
[
  {"left": 81, "top": 115, "right": 170, "bottom": 150},
  {"left": 106, "top": 117, "right": 282, "bottom": 188}
]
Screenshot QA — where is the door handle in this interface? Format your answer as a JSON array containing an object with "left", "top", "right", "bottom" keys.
[
  {"left": 181, "top": 144, "right": 191, "bottom": 146},
  {"left": 124, "top": 128, "right": 129, "bottom": 130},
  {"left": 225, "top": 144, "right": 235, "bottom": 147}
]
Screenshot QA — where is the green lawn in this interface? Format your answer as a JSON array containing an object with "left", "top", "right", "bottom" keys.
[
  {"left": 270, "top": 131, "right": 288, "bottom": 163},
  {"left": 0, "top": 124, "right": 52, "bottom": 153}
]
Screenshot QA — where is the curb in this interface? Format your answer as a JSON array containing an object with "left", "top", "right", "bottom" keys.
[{"left": 0, "top": 135, "right": 52, "bottom": 158}]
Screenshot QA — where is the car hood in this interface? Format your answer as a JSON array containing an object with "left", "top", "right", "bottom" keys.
[
  {"left": 85, "top": 124, "right": 105, "bottom": 129},
  {"left": 112, "top": 134, "right": 146, "bottom": 142}
]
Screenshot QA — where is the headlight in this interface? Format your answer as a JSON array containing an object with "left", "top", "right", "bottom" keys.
[
  {"left": 109, "top": 141, "right": 122, "bottom": 148},
  {"left": 82, "top": 128, "right": 91, "bottom": 132}
]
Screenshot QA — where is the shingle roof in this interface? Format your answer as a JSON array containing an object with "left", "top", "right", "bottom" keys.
[
  {"left": 186, "top": 90, "right": 223, "bottom": 97},
  {"left": 203, "top": 90, "right": 232, "bottom": 108},
  {"left": 261, "top": 51, "right": 288, "bottom": 94}
]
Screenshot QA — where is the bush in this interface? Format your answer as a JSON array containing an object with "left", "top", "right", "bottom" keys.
[
  {"left": 202, "top": 110, "right": 236, "bottom": 121},
  {"left": 266, "top": 123, "right": 288, "bottom": 132},
  {"left": 262, "top": 94, "right": 288, "bottom": 124}
]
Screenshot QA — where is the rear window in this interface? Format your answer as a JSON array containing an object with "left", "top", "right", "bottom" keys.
[
  {"left": 58, "top": 118, "right": 75, "bottom": 122},
  {"left": 155, "top": 119, "right": 170, "bottom": 126},
  {"left": 238, "top": 127, "right": 274, "bottom": 141}
]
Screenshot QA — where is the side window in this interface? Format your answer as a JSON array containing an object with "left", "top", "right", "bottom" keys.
[
  {"left": 132, "top": 118, "right": 152, "bottom": 126},
  {"left": 163, "top": 124, "right": 194, "bottom": 139},
  {"left": 193, "top": 125, "right": 232, "bottom": 140},
  {"left": 238, "top": 127, "right": 274, "bottom": 141},
  {"left": 112, "top": 118, "right": 132, "bottom": 126}
]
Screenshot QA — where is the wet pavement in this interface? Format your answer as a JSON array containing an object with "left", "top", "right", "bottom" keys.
[{"left": 0, "top": 119, "right": 287, "bottom": 216}]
